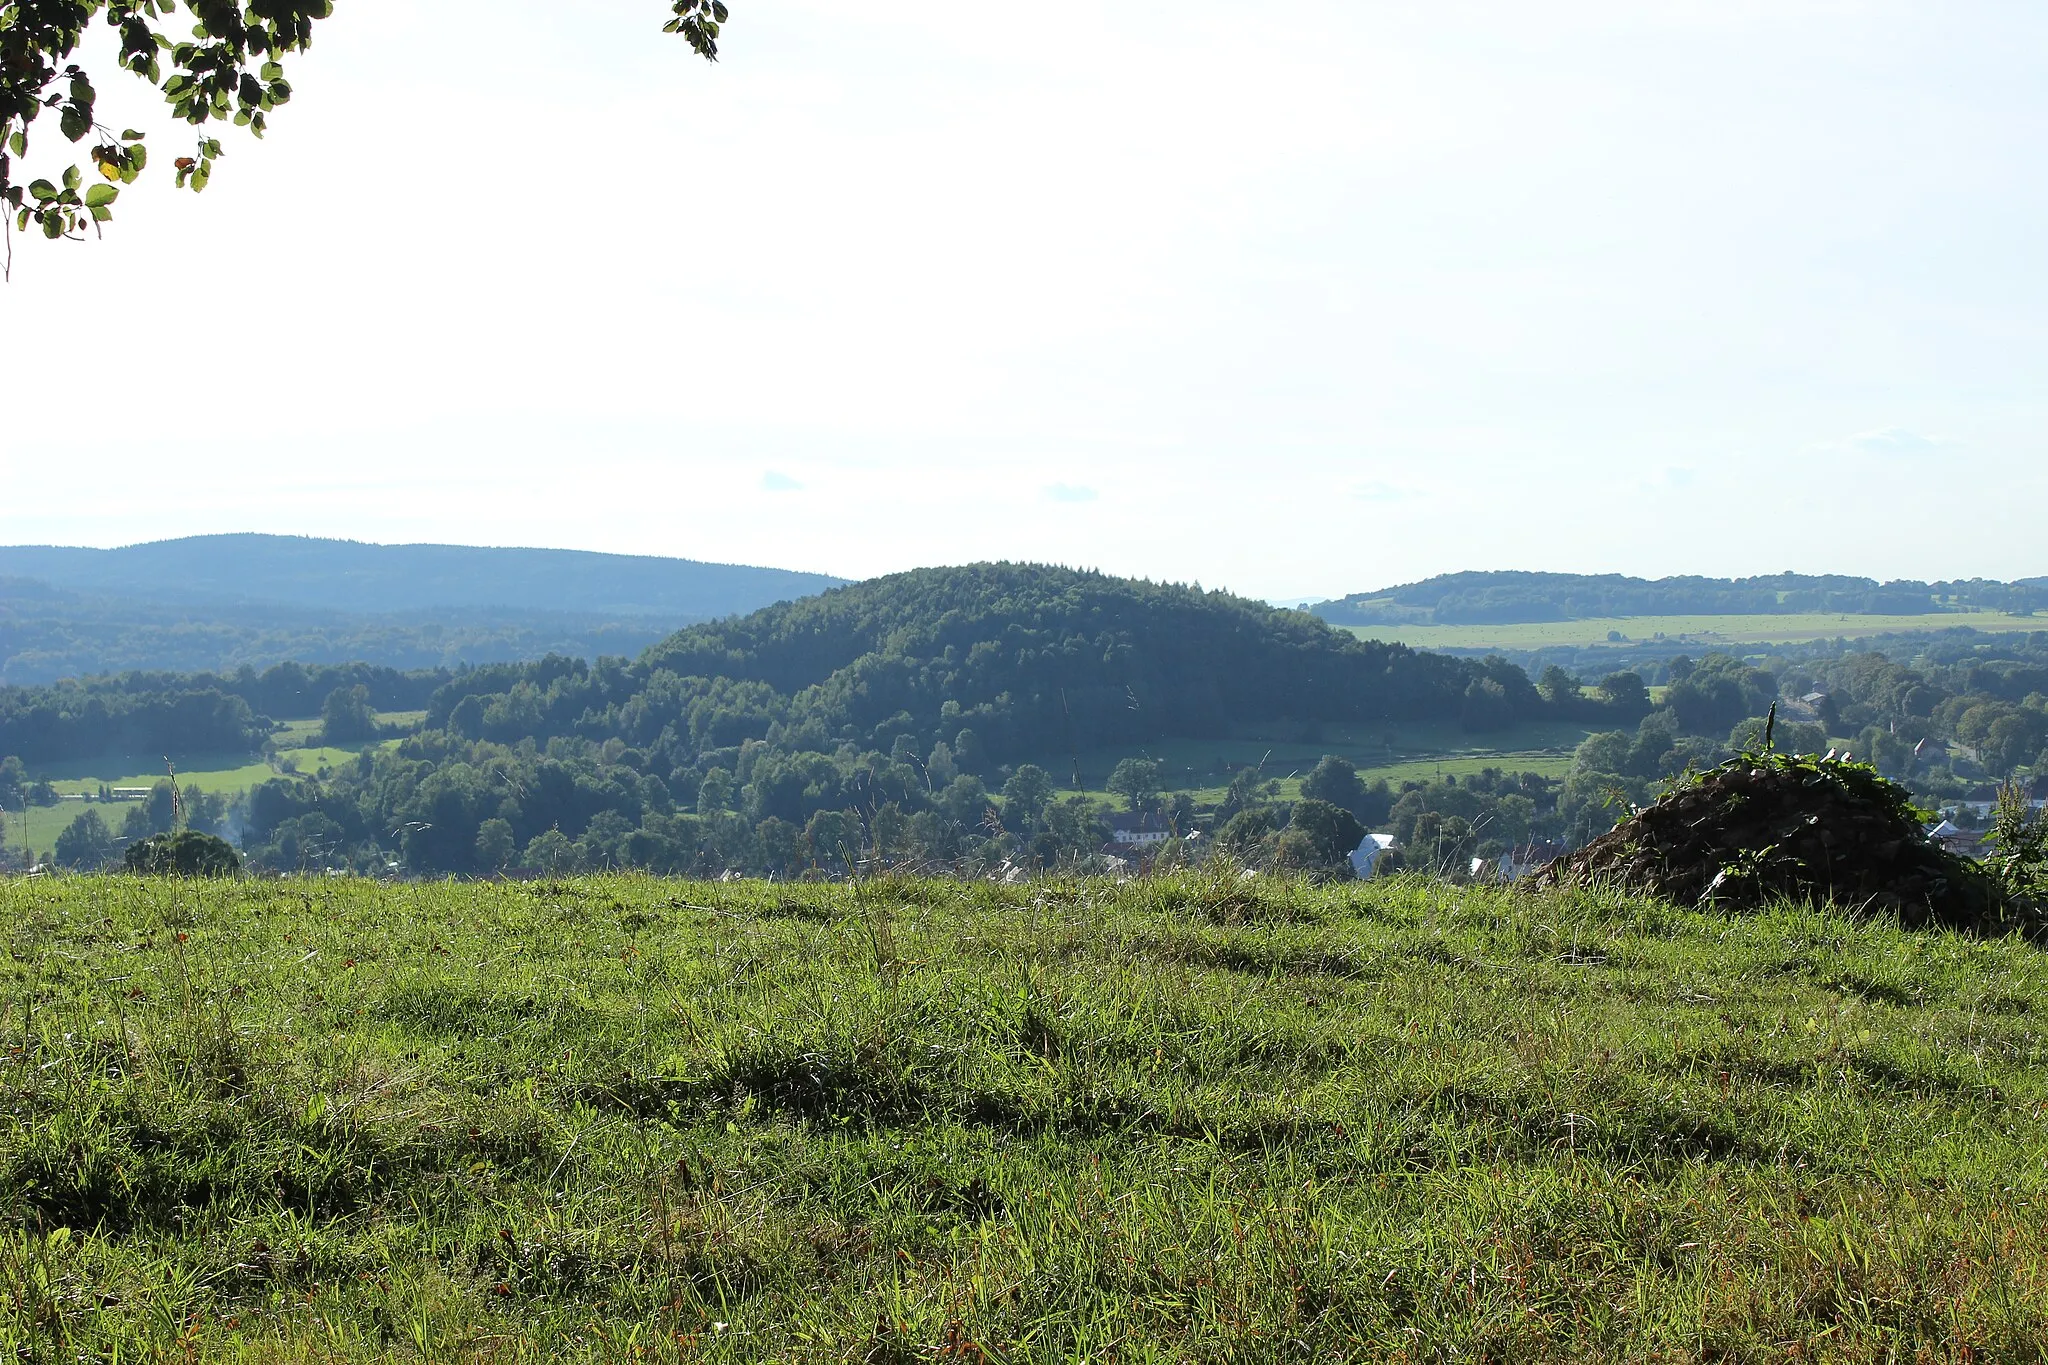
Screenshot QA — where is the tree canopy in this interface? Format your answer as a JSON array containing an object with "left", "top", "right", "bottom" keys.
[{"left": 1, "top": 1, "right": 729, "bottom": 266}]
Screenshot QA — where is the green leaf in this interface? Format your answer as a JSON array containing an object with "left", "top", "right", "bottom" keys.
[
  {"left": 27, "top": 179, "right": 59, "bottom": 202},
  {"left": 42, "top": 213, "right": 64, "bottom": 239},
  {"left": 63, "top": 164, "right": 82, "bottom": 192},
  {"left": 85, "top": 184, "right": 119, "bottom": 208},
  {"left": 261, "top": 62, "right": 285, "bottom": 80},
  {"left": 89, "top": 204, "right": 113, "bottom": 222},
  {"left": 60, "top": 107, "right": 89, "bottom": 142},
  {"left": 122, "top": 129, "right": 146, "bottom": 141},
  {"left": 7, "top": 132, "right": 23, "bottom": 157}
]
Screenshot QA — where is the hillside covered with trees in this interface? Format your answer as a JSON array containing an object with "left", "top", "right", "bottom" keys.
[
  {"left": 9, "top": 565, "right": 2046, "bottom": 883},
  {"left": 1314, "top": 570, "right": 2048, "bottom": 627},
  {"left": 223, "top": 565, "right": 1579, "bottom": 876},
  {"left": 0, "top": 535, "right": 843, "bottom": 682}
]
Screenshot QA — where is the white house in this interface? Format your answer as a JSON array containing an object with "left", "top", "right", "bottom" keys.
[
  {"left": 1108, "top": 813, "right": 1175, "bottom": 847},
  {"left": 1350, "top": 832, "right": 1398, "bottom": 879},
  {"left": 1497, "top": 841, "right": 1570, "bottom": 881}
]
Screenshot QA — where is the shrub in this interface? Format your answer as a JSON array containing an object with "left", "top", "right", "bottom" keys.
[{"left": 124, "top": 832, "right": 242, "bottom": 878}]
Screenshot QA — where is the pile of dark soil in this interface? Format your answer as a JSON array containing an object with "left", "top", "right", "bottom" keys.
[{"left": 1535, "top": 751, "right": 2027, "bottom": 934}]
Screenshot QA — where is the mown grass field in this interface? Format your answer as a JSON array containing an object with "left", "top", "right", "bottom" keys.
[
  {"left": 1341, "top": 611, "right": 2044, "bottom": 652},
  {"left": 1039, "top": 719, "right": 1595, "bottom": 806},
  {"left": 5, "top": 873, "right": 2047, "bottom": 1360},
  {"left": 11, "top": 718, "right": 418, "bottom": 860},
  {"left": 16, "top": 754, "right": 358, "bottom": 858}
]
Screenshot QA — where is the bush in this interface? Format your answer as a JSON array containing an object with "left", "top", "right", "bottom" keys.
[{"left": 124, "top": 832, "right": 242, "bottom": 878}]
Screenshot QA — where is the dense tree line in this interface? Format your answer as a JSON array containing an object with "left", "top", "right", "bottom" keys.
[
  {"left": 25, "top": 564, "right": 2042, "bottom": 882},
  {"left": 0, "top": 577, "right": 674, "bottom": 685},
  {"left": 1560, "top": 641, "right": 2048, "bottom": 842},
  {"left": 0, "top": 661, "right": 456, "bottom": 765},
  {"left": 219, "top": 566, "right": 1629, "bottom": 877},
  {"left": 1316, "top": 571, "right": 2047, "bottom": 628},
  {"left": 0, "top": 686, "right": 266, "bottom": 766}
]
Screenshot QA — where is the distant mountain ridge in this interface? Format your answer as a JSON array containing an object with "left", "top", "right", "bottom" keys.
[
  {"left": 0, "top": 535, "right": 847, "bottom": 684},
  {"left": 0, "top": 534, "right": 843, "bottom": 617},
  {"left": 1312, "top": 571, "right": 2048, "bottom": 628}
]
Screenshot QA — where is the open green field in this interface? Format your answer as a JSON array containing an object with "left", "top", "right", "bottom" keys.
[
  {"left": 5, "top": 873, "right": 2046, "bottom": 1359},
  {"left": 1343, "top": 610, "right": 2045, "bottom": 652},
  {"left": 14, "top": 753, "right": 376, "bottom": 859},
  {"left": 273, "top": 713, "right": 426, "bottom": 749},
  {"left": 1040, "top": 718, "right": 1594, "bottom": 805},
  {"left": 10, "top": 729, "right": 408, "bottom": 860}
]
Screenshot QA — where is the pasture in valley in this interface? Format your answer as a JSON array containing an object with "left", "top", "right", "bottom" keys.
[
  {"left": 10, "top": 715, "right": 419, "bottom": 858},
  {"left": 1041, "top": 718, "right": 1594, "bottom": 807},
  {"left": 1342, "top": 610, "right": 2045, "bottom": 652},
  {"left": 5, "top": 872, "right": 2046, "bottom": 1359}
]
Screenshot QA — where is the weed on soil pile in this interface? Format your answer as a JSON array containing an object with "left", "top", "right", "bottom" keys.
[{"left": 1537, "top": 748, "right": 2024, "bottom": 934}]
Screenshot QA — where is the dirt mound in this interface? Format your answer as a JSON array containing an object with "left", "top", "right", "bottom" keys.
[{"left": 1535, "top": 751, "right": 2026, "bottom": 934}]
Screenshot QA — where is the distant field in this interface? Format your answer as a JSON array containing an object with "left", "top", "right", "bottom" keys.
[
  {"left": 1343, "top": 610, "right": 2044, "bottom": 652},
  {"left": 12, "top": 736, "right": 393, "bottom": 859},
  {"left": 273, "top": 711, "right": 427, "bottom": 749},
  {"left": 1034, "top": 717, "right": 1594, "bottom": 807}
]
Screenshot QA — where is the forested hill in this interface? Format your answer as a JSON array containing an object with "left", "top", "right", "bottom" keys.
[
  {"left": 0, "top": 535, "right": 843, "bottom": 616},
  {"left": 1313, "top": 571, "right": 2048, "bottom": 627},
  {"left": 434, "top": 564, "right": 1517, "bottom": 762},
  {"left": 0, "top": 536, "right": 846, "bottom": 683},
  {"left": 225, "top": 565, "right": 1549, "bottom": 875}
]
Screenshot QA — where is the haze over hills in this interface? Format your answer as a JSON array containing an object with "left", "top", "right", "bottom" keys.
[
  {"left": 1312, "top": 571, "right": 2048, "bottom": 628},
  {"left": 0, "top": 535, "right": 847, "bottom": 684},
  {"left": 0, "top": 535, "right": 843, "bottom": 616}
]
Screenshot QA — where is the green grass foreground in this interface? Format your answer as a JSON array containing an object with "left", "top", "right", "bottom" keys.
[{"left": 4, "top": 874, "right": 2047, "bottom": 1362}]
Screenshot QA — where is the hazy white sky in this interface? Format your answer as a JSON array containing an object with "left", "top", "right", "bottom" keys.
[{"left": 3, "top": 0, "right": 2045, "bottom": 601}]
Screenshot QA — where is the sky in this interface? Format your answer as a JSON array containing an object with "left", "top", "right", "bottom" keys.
[{"left": 3, "top": 0, "right": 2046, "bottom": 602}]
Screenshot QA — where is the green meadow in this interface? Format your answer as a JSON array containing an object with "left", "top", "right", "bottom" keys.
[
  {"left": 1342, "top": 610, "right": 2044, "bottom": 652},
  {"left": 1038, "top": 719, "right": 1594, "bottom": 806},
  {"left": 10, "top": 716, "right": 421, "bottom": 861},
  {"left": 4, "top": 873, "right": 2046, "bottom": 1359}
]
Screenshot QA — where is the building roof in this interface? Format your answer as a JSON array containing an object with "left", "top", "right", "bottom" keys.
[{"left": 1108, "top": 812, "right": 1174, "bottom": 833}]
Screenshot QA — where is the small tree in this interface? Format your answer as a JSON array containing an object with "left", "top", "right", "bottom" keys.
[
  {"left": 1001, "top": 764, "right": 1055, "bottom": 830},
  {"left": 124, "top": 831, "right": 240, "bottom": 877},
  {"left": 1412, "top": 811, "right": 1477, "bottom": 878},
  {"left": 320, "top": 684, "right": 378, "bottom": 745},
  {"left": 1459, "top": 678, "right": 1513, "bottom": 733},
  {"left": 1300, "top": 755, "right": 1365, "bottom": 815},
  {"left": 475, "top": 818, "right": 516, "bottom": 872},
  {"left": 54, "top": 807, "right": 117, "bottom": 869},
  {"left": 1106, "top": 757, "right": 1163, "bottom": 812},
  {"left": 1598, "top": 672, "right": 1651, "bottom": 716},
  {"left": 1214, "top": 808, "right": 1276, "bottom": 861},
  {"left": 1286, "top": 798, "right": 1366, "bottom": 869},
  {"left": 1538, "top": 666, "right": 1581, "bottom": 707}
]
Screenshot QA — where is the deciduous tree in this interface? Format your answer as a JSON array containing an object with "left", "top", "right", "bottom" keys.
[
  {"left": 1, "top": 1, "right": 730, "bottom": 265},
  {"left": 54, "top": 806, "right": 116, "bottom": 867}
]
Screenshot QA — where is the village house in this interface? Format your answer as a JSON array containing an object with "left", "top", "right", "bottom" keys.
[
  {"left": 1497, "top": 841, "right": 1571, "bottom": 881},
  {"left": 1108, "top": 813, "right": 1176, "bottom": 847},
  {"left": 1350, "top": 832, "right": 1398, "bottom": 879}
]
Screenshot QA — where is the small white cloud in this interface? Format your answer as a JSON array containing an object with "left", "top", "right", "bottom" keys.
[
  {"left": 1045, "top": 483, "right": 1098, "bottom": 504},
  {"left": 1350, "top": 480, "right": 1416, "bottom": 503},
  {"left": 1839, "top": 428, "right": 1946, "bottom": 458},
  {"left": 761, "top": 470, "right": 803, "bottom": 492}
]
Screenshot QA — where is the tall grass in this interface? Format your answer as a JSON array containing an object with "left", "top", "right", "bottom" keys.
[{"left": 3, "top": 871, "right": 2046, "bottom": 1360}]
